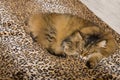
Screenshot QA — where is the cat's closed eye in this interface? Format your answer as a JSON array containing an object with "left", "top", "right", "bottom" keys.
[{"left": 75, "top": 41, "right": 80, "bottom": 47}]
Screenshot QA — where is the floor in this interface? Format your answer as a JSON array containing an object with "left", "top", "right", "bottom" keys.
[{"left": 81, "top": 0, "right": 120, "bottom": 34}]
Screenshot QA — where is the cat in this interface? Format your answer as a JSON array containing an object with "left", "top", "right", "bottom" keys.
[{"left": 28, "top": 13, "right": 117, "bottom": 68}]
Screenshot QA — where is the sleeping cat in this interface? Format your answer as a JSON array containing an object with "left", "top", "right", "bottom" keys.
[{"left": 28, "top": 13, "right": 117, "bottom": 68}]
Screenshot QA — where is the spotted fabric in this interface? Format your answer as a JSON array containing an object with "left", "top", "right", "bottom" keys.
[{"left": 0, "top": 0, "right": 120, "bottom": 80}]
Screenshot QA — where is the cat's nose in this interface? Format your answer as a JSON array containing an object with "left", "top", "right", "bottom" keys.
[{"left": 47, "top": 48, "right": 66, "bottom": 58}]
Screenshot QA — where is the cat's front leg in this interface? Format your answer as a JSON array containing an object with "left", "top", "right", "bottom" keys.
[{"left": 86, "top": 52, "right": 104, "bottom": 69}]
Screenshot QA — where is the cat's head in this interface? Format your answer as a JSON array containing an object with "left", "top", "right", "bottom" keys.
[
  {"left": 62, "top": 31, "right": 85, "bottom": 56},
  {"left": 62, "top": 31, "right": 107, "bottom": 57}
]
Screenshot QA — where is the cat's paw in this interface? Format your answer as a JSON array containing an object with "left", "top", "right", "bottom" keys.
[
  {"left": 47, "top": 48, "right": 66, "bottom": 58},
  {"left": 85, "top": 52, "right": 103, "bottom": 69},
  {"left": 86, "top": 58, "right": 97, "bottom": 69}
]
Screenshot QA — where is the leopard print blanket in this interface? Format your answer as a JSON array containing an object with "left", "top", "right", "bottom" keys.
[{"left": 0, "top": 0, "right": 120, "bottom": 80}]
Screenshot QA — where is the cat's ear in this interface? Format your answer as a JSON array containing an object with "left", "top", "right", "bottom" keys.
[
  {"left": 74, "top": 31, "right": 83, "bottom": 40},
  {"left": 97, "top": 40, "right": 107, "bottom": 48}
]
